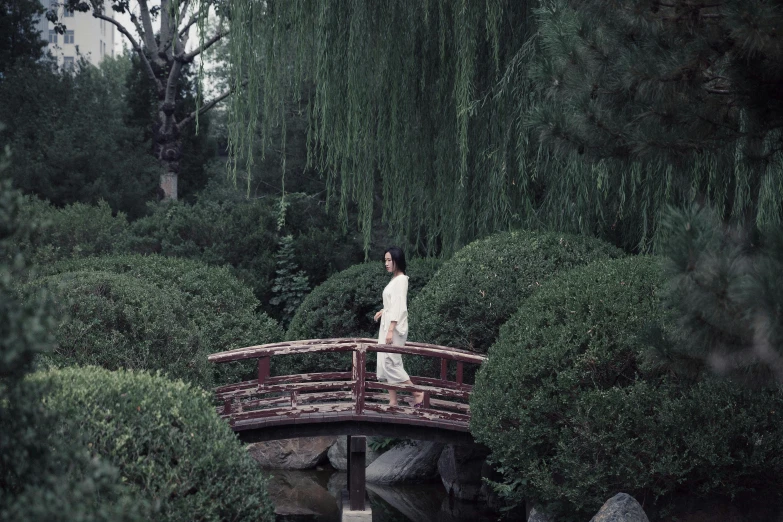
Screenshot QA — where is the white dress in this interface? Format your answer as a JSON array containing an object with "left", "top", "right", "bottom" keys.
[{"left": 377, "top": 274, "right": 411, "bottom": 384}]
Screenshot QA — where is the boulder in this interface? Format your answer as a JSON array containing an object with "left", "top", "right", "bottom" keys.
[
  {"left": 529, "top": 507, "right": 555, "bottom": 522},
  {"left": 590, "top": 493, "right": 649, "bottom": 522},
  {"left": 365, "top": 440, "right": 444, "bottom": 484},
  {"left": 327, "top": 436, "right": 381, "bottom": 470},
  {"left": 438, "top": 443, "right": 490, "bottom": 501},
  {"left": 247, "top": 436, "right": 336, "bottom": 469}
]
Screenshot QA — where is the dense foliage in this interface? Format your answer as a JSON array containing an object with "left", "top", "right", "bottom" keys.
[
  {"left": 28, "top": 254, "right": 283, "bottom": 388},
  {"left": 33, "top": 366, "right": 276, "bottom": 522},
  {"left": 1, "top": 157, "right": 149, "bottom": 521},
  {"left": 0, "top": 58, "right": 159, "bottom": 218},
  {"left": 471, "top": 256, "right": 783, "bottom": 520},
  {"left": 0, "top": 0, "right": 46, "bottom": 74},
  {"left": 282, "top": 258, "right": 442, "bottom": 375},
  {"left": 652, "top": 205, "right": 783, "bottom": 384},
  {"left": 409, "top": 230, "right": 624, "bottom": 353}
]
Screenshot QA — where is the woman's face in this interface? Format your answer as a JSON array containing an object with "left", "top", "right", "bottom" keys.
[{"left": 384, "top": 253, "right": 395, "bottom": 273}]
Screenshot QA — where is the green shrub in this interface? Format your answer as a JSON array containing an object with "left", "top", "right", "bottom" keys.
[
  {"left": 471, "top": 256, "right": 783, "bottom": 520},
  {"left": 409, "top": 230, "right": 624, "bottom": 354},
  {"left": 128, "top": 191, "right": 365, "bottom": 309},
  {"left": 30, "top": 254, "right": 283, "bottom": 387},
  {"left": 32, "top": 366, "right": 275, "bottom": 522},
  {"left": 1, "top": 174, "right": 147, "bottom": 522},
  {"left": 282, "top": 258, "right": 442, "bottom": 375},
  {"left": 11, "top": 197, "right": 131, "bottom": 265}
]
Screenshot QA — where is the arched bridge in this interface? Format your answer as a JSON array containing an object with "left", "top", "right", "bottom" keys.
[{"left": 208, "top": 338, "right": 486, "bottom": 445}]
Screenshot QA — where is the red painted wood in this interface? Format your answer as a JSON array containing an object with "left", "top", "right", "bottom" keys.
[
  {"left": 208, "top": 337, "right": 486, "bottom": 436},
  {"left": 258, "top": 356, "right": 270, "bottom": 385},
  {"left": 354, "top": 348, "right": 366, "bottom": 415}
]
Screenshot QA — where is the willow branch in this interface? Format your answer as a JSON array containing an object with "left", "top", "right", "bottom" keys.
[{"left": 93, "top": 13, "right": 162, "bottom": 92}]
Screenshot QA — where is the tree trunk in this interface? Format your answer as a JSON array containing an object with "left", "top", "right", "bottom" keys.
[{"left": 155, "top": 101, "right": 182, "bottom": 201}]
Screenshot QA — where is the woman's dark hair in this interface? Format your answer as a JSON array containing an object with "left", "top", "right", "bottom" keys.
[{"left": 385, "top": 246, "right": 406, "bottom": 274}]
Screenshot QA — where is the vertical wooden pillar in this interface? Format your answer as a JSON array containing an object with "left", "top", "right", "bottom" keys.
[
  {"left": 456, "top": 362, "right": 464, "bottom": 385},
  {"left": 349, "top": 435, "right": 366, "bottom": 511},
  {"left": 258, "top": 356, "right": 270, "bottom": 386},
  {"left": 353, "top": 347, "right": 366, "bottom": 415},
  {"left": 440, "top": 358, "right": 448, "bottom": 381}
]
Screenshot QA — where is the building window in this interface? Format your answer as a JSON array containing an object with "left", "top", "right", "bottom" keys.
[
  {"left": 64, "top": 7, "right": 74, "bottom": 17},
  {"left": 48, "top": 30, "right": 58, "bottom": 44},
  {"left": 64, "top": 30, "right": 74, "bottom": 44},
  {"left": 63, "top": 56, "right": 75, "bottom": 70}
]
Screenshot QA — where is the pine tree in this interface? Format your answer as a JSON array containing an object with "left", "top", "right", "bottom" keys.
[
  {"left": 529, "top": 0, "right": 783, "bottom": 222},
  {"left": 654, "top": 204, "right": 783, "bottom": 385},
  {"left": 269, "top": 235, "right": 310, "bottom": 328}
]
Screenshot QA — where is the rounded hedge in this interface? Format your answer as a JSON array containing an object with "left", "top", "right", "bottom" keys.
[
  {"left": 471, "top": 256, "right": 783, "bottom": 520},
  {"left": 408, "top": 230, "right": 624, "bottom": 354},
  {"left": 29, "top": 255, "right": 283, "bottom": 387},
  {"left": 32, "top": 366, "right": 275, "bottom": 522},
  {"left": 282, "top": 258, "right": 442, "bottom": 375}
]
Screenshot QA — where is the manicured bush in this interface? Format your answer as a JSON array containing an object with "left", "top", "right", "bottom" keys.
[
  {"left": 29, "top": 254, "right": 283, "bottom": 387},
  {"left": 11, "top": 197, "right": 131, "bottom": 265},
  {"left": 1, "top": 175, "right": 147, "bottom": 522},
  {"left": 282, "top": 258, "right": 442, "bottom": 375},
  {"left": 471, "top": 256, "right": 783, "bottom": 520},
  {"left": 409, "top": 230, "right": 624, "bottom": 354},
  {"left": 32, "top": 366, "right": 275, "bottom": 522}
]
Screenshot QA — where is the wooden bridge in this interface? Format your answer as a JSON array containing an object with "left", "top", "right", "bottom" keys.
[
  {"left": 208, "top": 338, "right": 486, "bottom": 445},
  {"left": 208, "top": 338, "right": 485, "bottom": 518}
]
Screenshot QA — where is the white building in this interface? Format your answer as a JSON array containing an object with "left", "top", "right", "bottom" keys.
[{"left": 37, "top": 0, "right": 116, "bottom": 69}]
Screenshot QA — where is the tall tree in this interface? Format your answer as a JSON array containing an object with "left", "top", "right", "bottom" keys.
[
  {"left": 50, "top": 0, "right": 231, "bottom": 200},
  {"left": 0, "top": 0, "right": 46, "bottom": 75}
]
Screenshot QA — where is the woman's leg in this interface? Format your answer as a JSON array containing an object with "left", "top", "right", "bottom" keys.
[{"left": 388, "top": 380, "right": 423, "bottom": 406}]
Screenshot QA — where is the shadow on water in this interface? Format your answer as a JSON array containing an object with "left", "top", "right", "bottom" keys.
[{"left": 269, "top": 468, "right": 503, "bottom": 522}]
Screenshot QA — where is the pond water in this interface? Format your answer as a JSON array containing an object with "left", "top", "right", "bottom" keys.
[{"left": 268, "top": 467, "right": 507, "bottom": 522}]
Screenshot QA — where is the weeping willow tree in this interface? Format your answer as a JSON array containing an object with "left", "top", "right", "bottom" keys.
[{"left": 213, "top": 0, "right": 783, "bottom": 255}]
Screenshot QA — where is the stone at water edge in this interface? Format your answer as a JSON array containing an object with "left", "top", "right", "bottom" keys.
[
  {"left": 590, "top": 493, "right": 649, "bottom": 522},
  {"left": 528, "top": 507, "right": 555, "bottom": 522},
  {"left": 247, "top": 436, "right": 336, "bottom": 469},
  {"left": 438, "top": 443, "right": 490, "bottom": 501},
  {"left": 327, "top": 436, "right": 381, "bottom": 470},
  {"left": 365, "top": 440, "right": 444, "bottom": 484}
]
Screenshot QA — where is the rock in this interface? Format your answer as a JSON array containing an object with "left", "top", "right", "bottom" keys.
[
  {"left": 365, "top": 440, "right": 444, "bottom": 484},
  {"left": 590, "top": 493, "right": 649, "bottom": 522},
  {"left": 529, "top": 507, "right": 555, "bottom": 522},
  {"left": 327, "top": 436, "right": 381, "bottom": 470},
  {"left": 247, "top": 436, "right": 336, "bottom": 469},
  {"left": 438, "top": 443, "right": 490, "bottom": 501}
]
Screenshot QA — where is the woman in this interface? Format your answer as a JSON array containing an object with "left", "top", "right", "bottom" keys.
[{"left": 373, "top": 247, "right": 424, "bottom": 407}]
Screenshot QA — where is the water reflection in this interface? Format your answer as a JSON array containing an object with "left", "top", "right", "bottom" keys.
[{"left": 269, "top": 468, "right": 502, "bottom": 522}]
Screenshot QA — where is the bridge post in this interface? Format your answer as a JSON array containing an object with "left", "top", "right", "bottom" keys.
[
  {"left": 341, "top": 435, "right": 371, "bottom": 520},
  {"left": 352, "top": 346, "right": 366, "bottom": 415}
]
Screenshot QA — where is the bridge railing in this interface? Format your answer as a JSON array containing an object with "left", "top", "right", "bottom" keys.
[{"left": 208, "top": 338, "right": 485, "bottom": 432}]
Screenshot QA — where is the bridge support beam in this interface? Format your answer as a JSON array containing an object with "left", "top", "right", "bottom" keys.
[{"left": 341, "top": 435, "right": 371, "bottom": 521}]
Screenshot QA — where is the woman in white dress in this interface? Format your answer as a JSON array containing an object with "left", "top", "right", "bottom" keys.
[{"left": 373, "top": 247, "right": 424, "bottom": 407}]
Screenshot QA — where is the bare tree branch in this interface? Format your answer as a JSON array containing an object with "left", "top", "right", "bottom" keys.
[
  {"left": 137, "top": 0, "right": 160, "bottom": 56},
  {"left": 178, "top": 0, "right": 193, "bottom": 24},
  {"left": 159, "top": 0, "right": 172, "bottom": 59},
  {"left": 177, "top": 82, "right": 243, "bottom": 130},
  {"left": 93, "top": 12, "right": 163, "bottom": 92},
  {"left": 178, "top": 29, "right": 228, "bottom": 62}
]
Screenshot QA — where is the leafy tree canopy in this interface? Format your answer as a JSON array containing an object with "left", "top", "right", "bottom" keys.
[{"left": 0, "top": 0, "right": 46, "bottom": 75}]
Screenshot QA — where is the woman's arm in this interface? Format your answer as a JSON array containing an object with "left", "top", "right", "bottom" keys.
[{"left": 385, "top": 321, "right": 397, "bottom": 344}]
